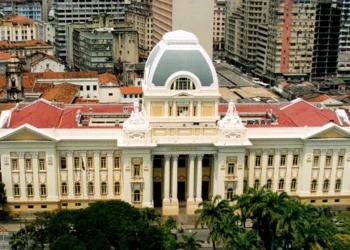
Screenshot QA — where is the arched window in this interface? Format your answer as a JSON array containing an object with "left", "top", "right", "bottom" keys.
[
  {"left": 254, "top": 179, "right": 260, "bottom": 190},
  {"left": 226, "top": 188, "right": 233, "bottom": 200},
  {"left": 311, "top": 180, "right": 317, "bottom": 192},
  {"left": 101, "top": 182, "right": 107, "bottom": 195},
  {"left": 291, "top": 179, "right": 297, "bottom": 191},
  {"left": 323, "top": 179, "right": 329, "bottom": 192},
  {"left": 170, "top": 77, "right": 196, "bottom": 90},
  {"left": 13, "top": 184, "right": 20, "bottom": 197},
  {"left": 74, "top": 182, "right": 81, "bottom": 195},
  {"left": 278, "top": 179, "right": 285, "bottom": 190},
  {"left": 61, "top": 182, "right": 67, "bottom": 195},
  {"left": 40, "top": 184, "right": 47, "bottom": 196},
  {"left": 27, "top": 184, "right": 33, "bottom": 196},
  {"left": 114, "top": 182, "right": 120, "bottom": 194},
  {"left": 88, "top": 182, "right": 94, "bottom": 195},
  {"left": 266, "top": 179, "right": 272, "bottom": 190},
  {"left": 134, "top": 190, "right": 140, "bottom": 203},
  {"left": 335, "top": 179, "right": 342, "bottom": 191}
]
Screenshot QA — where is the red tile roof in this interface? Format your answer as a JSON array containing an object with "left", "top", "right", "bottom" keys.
[
  {"left": 0, "top": 52, "right": 11, "bottom": 61},
  {"left": 0, "top": 75, "right": 6, "bottom": 89},
  {"left": 305, "top": 94, "right": 330, "bottom": 102},
  {"left": 120, "top": 86, "right": 143, "bottom": 94},
  {"left": 0, "top": 103, "right": 15, "bottom": 116},
  {"left": 2, "top": 16, "right": 34, "bottom": 24},
  {"left": 73, "top": 98, "right": 100, "bottom": 104},
  {"left": 35, "top": 71, "right": 98, "bottom": 79},
  {"left": 0, "top": 40, "right": 50, "bottom": 49},
  {"left": 0, "top": 89, "right": 6, "bottom": 99},
  {"left": 31, "top": 54, "right": 61, "bottom": 67},
  {"left": 9, "top": 100, "right": 64, "bottom": 128},
  {"left": 32, "top": 83, "right": 54, "bottom": 93},
  {"left": 98, "top": 72, "right": 119, "bottom": 85},
  {"left": 41, "top": 83, "right": 80, "bottom": 104}
]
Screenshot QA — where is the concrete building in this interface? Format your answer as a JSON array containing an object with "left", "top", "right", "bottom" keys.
[
  {"left": 312, "top": 0, "right": 341, "bottom": 80},
  {"left": 1, "top": 31, "right": 350, "bottom": 215},
  {"left": 66, "top": 14, "right": 136, "bottom": 71},
  {"left": 125, "top": 0, "right": 153, "bottom": 61},
  {"left": 72, "top": 28, "right": 138, "bottom": 74},
  {"left": 51, "top": 0, "right": 130, "bottom": 61},
  {"left": 0, "top": 40, "right": 54, "bottom": 58},
  {"left": 36, "top": 20, "right": 55, "bottom": 45},
  {"left": 337, "top": 0, "right": 350, "bottom": 81},
  {"left": 17, "top": 1, "right": 41, "bottom": 21},
  {"left": 213, "top": 0, "right": 226, "bottom": 51},
  {"left": 152, "top": 0, "right": 214, "bottom": 58},
  {"left": 0, "top": 16, "right": 37, "bottom": 42}
]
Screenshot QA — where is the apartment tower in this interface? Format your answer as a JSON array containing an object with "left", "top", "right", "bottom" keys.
[
  {"left": 337, "top": 0, "right": 350, "bottom": 81},
  {"left": 152, "top": 0, "right": 214, "bottom": 58}
]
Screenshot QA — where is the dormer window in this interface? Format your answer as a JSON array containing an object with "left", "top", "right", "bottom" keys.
[{"left": 170, "top": 78, "right": 195, "bottom": 90}]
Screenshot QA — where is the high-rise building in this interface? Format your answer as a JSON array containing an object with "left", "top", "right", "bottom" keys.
[
  {"left": 312, "top": 0, "right": 341, "bottom": 80},
  {"left": 213, "top": 0, "right": 226, "bottom": 51},
  {"left": 17, "top": 1, "right": 41, "bottom": 21},
  {"left": 152, "top": 0, "right": 214, "bottom": 58},
  {"left": 337, "top": 0, "right": 350, "bottom": 81},
  {"left": 51, "top": 0, "right": 129, "bottom": 61},
  {"left": 125, "top": 0, "right": 153, "bottom": 61}
]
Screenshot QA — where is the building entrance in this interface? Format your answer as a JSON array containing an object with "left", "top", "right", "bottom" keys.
[
  {"left": 178, "top": 181, "right": 186, "bottom": 201},
  {"left": 202, "top": 181, "right": 209, "bottom": 201},
  {"left": 153, "top": 182, "right": 162, "bottom": 207}
]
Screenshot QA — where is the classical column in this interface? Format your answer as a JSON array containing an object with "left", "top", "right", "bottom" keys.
[
  {"left": 163, "top": 155, "right": 171, "bottom": 202},
  {"left": 317, "top": 149, "right": 327, "bottom": 194},
  {"left": 273, "top": 150, "right": 281, "bottom": 191},
  {"left": 248, "top": 150, "right": 255, "bottom": 187},
  {"left": 142, "top": 156, "right": 152, "bottom": 207},
  {"left": 285, "top": 149, "right": 294, "bottom": 192},
  {"left": 188, "top": 155, "right": 195, "bottom": 201},
  {"left": 94, "top": 151, "right": 100, "bottom": 197},
  {"left": 261, "top": 150, "right": 268, "bottom": 186},
  {"left": 197, "top": 102, "right": 202, "bottom": 116},
  {"left": 196, "top": 154, "right": 203, "bottom": 202},
  {"left": 150, "top": 156, "right": 154, "bottom": 205},
  {"left": 173, "top": 102, "right": 177, "bottom": 117},
  {"left": 189, "top": 101, "right": 193, "bottom": 117},
  {"left": 67, "top": 151, "right": 74, "bottom": 198},
  {"left": 212, "top": 155, "right": 218, "bottom": 196},
  {"left": 329, "top": 150, "right": 339, "bottom": 195},
  {"left": 171, "top": 155, "right": 178, "bottom": 202},
  {"left": 18, "top": 152, "right": 26, "bottom": 199},
  {"left": 32, "top": 152, "right": 40, "bottom": 200},
  {"left": 80, "top": 151, "right": 87, "bottom": 203},
  {"left": 107, "top": 151, "right": 114, "bottom": 198}
]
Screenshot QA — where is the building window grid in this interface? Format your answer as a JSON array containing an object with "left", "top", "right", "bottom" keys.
[
  {"left": 134, "top": 190, "right": 141, "bottom": 203},
  {"left": 27, "top": 184, "right": 34, "bottom": 197},
  {"left": 313, "top": 156, "right": 319, "bottom": 167},
  {"left": 114, "top": 182, "right": 120, "bottom": 194},
  {"left": 40, "top": 184, "right": 47, "bottom": 197},
  {"left": 278, "top": 179, "right": 285, "bottom": 190},
  {"left": 74, "top": 157, "right": 80, "bottom": 169},
  {"left": 292, "top": 155, "right": 299, "bottom": 166},
  {"left": 254, "top": 179, "right": 260, "bottom": 190},
  {"left": 88, "top": 182, "right": 94, "bottom": 195},
  {"left": 323, "top": 179, "right": 329, "bottom": 192},
  {"left": 13, "top": 184, "right": 20, "bottom": 197},
  {"left": 61, "top": 182, "right": 68, "bottom": 195},
  {"left": 12, "top": 159, "right": 18, "bottom": 171},
  {"left": 176, "top": 106, "right": 189, "bottom": 116},
  {"left": 226, "top": 188, "right": 233, "bottom": 200},
  {"left": 60, "top": 157, "right": 67, "bottom": 169},
  {"left": 114, "top": 157, "right": 119, "bottom": 169},
  {"left": 266, "top": 179, "right": 272, "bottom": 190},
  {"left": 280, "top": 155, "right": 286, "bottom": 166},
  {"left": 255, "top": 155, "right": 261, "bottom": 167},
  {"left": 101, "top": 157, "right": 106, "bottom": 169},
  {"left": 335, "top": 179, "right": 342, "bottom": 191},
  {"left": 311, "top": 180, "right": 317, "bottom": 192},
  {"left": 170, "top": 78, "right": 195, "bottom": 90},
  {"left": 74, "top": 182, "right": 81, "bottom": 195},
  {"left": 134, "top": 164, "right": 140, "bottom": 177},
  {"left": 227, "top": 163, "right": 235, "bottom": 175},
  {"left": 338, "top": 156, "right": 344, "bottom": 167},
  {"left": 87, "top": 157, "right": 93, "bottom": 169}
]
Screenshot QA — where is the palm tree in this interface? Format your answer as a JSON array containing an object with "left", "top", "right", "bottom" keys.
[
  {"left": 195, "top": 195, "right": 231, "bottom": 250},
  {"left": 177, "top": 232, "right": 204, "bottom": 250},
  {"left": 10, "top": 230, "right": 27, "bottom": 250},
  {"left": 248, "top": 186, "right": 268, "bottom": 235},
  {"left": 233, "top": 187, "right": 255, "bottom": 228},
  {"left": 224, "top": 230, "right": 265, "bottom": 250}
]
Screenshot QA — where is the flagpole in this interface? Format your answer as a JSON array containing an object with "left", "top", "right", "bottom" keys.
[{"left": 81, "top": 156, "right": 86, "bottom": 208}]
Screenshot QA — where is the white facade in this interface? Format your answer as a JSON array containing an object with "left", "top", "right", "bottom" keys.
[
  {"left": 1, "top": 31, "right": 350, "bottom": 215},
  {"left": 36, "top": 21, "right": 55, "bottom": 44},
  {"left": 31, "top": 58, "right": 65, "bottom": 73}
]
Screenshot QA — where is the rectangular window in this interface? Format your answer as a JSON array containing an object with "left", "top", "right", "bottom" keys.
[
  {"left": 325, "top": 156, "right": 332, "bottom": 167},
  {"left": 101, "top": 157, "right": 106, "bottom": 169},
  {"left": 86, "top": 85, "right": 90, "bottom": 91},
  {"left": 255, "top": 156, "right": 261, "bottom": 167},
  {"left": 280, "top": 155, "right": 286, "bottom": 166},
  {"left": 26, "top": 159, "right": 32, "bottom": 171},
  {"left": 12, "top": 159, "right": 18, "bottom": 171},
  {"left": 41, "top": 205, "right": 47, "bottom": 209},
  {"left": 244, "top": 156, "right": 248, "bottom": 167},
  {"left": 134, "top": 164, "right": 140, "bottom": 176},
  {"left": 39, "top": 159, "right": 45, "bottom": 171},
  {"left": 93, "top": 85, "right": 97, "bottom": 91},
  {"left": 268, "top": 155, "right": 274, "bottom": 166},
  {"left": 227, "top": 163, "right": 235, "bottom": 175},
  {"left": 313, "top": 156, "right": 319, "bottom": 167},
  {"left": 177, "top": 106, "right": 189, "bottom": 116},
  {"left": 338, "top": 156, "right": 344, "bottom": 167},
  {"left": 60, "top": 157, "right": 66, "bottom": 169},
  {"left": 74, "top": 157, "right": 80, "bottom": 169},
  {"left": 293, "top": 155, "right": 299, "bottom": 166},
  {"left": 114, "top": 157, "right": 119, "bottom": 169},
  {"left": 87, "top": 157, "right": 93, "bottom": 169},
  {"left": 109, "top": 93, "right": 113, "bottom": 96}
]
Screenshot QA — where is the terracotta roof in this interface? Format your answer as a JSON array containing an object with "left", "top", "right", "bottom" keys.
[
  {"left": 98, "top": 72, "right": 119, "bottom": 85},
  {"left": 120, "top": 86, "right": 143, "bottom": 94},
  {"left": 0, "top": 52, "right": 11, "bottom": 61},
  {"left": 0, "top": 89, "right": 6, "bottom": 98},
  {"left": 305, "top": 94, "right": 330, "bottom": 102},
  {"left": 32, "top": 83, "right": 54, "bottom": 93},
  {"left": 9, "top": 100, "right": 64, "bottom": 128},
  {"left": 23, "top": 73, "right": 37, "bottom": 89},
  {"left": 31, "top": 54, "right": 61, "bottom": 67},
  {"left": 2, "top": 16, "right": 34, "bottom": 24},
  {"left": 42, "top": 83, "right": 80, "bottom": 104},
  {"left": 0, "top": 103, "right": 15, "bottom": 116},
  {"left": 0, "top": 40, "right": 50, "bottom": 49},
  {"left": 73, "top": 98, "right": 100, "bottom": 104},
  {"left": 35, "top": 71, "right": 98, "bottom": 79}
]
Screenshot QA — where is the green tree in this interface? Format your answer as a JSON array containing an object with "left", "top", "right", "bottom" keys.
[
  {"left": 195, "top": 195, "right": 231, "bottom": 250},
  {"left": 177, "top": 232, "right": 204, "bottom": 250},
  {"left": 164, "top": 216, "right": 177, "bottom": 231},
  {"left": 140, "top": 207, "right": 161, "bottom": 226},
  {"left": 0, "top": 181, "right": 7, "bottom": 211},
  {"left": 10, "top": 230, "right": 27, "bottom": 250},
  {"left": 337, "top": 211, "right": 350, "bottom": 234},
  {"left": 27, "top": 212, "right": 51, "bottom": 250},
  {"left": 224, "top": 230, "right": 265, "bottom": 250},
  {"left": 233, "top": 187, "right": 255, "bottom": 228},
  {"left": 50, "top": 234, "right": 86, "bottom": 250}
]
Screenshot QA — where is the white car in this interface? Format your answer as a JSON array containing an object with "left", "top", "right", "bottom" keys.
[{"left": 252, "top": 78, "right": 269, "bottom": 87}]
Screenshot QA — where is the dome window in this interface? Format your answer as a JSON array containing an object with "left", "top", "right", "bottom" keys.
[{"left": 170, "top": 77, "right": 196, "bottom": 90}]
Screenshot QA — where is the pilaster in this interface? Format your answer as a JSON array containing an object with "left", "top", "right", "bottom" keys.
[
  {"left": 32, "top": 152, "right": 40, "bottom": 201},
  {"left": 317, "top": 149, "right": 327, "bottom": 194},
  {"left": 93, "top": 151, "right": 100, "bottom": 198}
]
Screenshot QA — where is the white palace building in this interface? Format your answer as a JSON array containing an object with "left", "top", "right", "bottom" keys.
[{"left": 1, "top": 31, "right": 350, "bottom": 215}]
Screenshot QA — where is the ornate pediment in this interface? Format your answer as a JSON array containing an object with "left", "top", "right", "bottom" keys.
[
  {"left": 0, "top": 125, "right": 56, "bottom": 142},
  {"left": 304, "top": 123, "right": 350, "bottom": 140}
]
